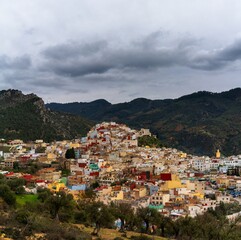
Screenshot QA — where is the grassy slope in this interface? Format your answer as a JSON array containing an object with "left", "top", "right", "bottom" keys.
[
  {"left": 16, "top": 194, "right": 39, "bottom": 207},
  {"left": 77, "top": 224, "right": 166, "bottom": 240}
]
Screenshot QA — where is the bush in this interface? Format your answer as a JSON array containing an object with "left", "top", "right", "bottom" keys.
[
  {"left": 0, "top": 184, "right": 16, "bottom": 205},
  {"left": 2, "top": 227, "right": 22, "bottom": 239},
  {"left": 30, "top": 216, "right": 91, "bottom": 239},
  {"left": 138, "top": 136, "right": 162, "bottom": 148},
  {"left": 15, "top": 209, "right": 30, "bottom": 224}
]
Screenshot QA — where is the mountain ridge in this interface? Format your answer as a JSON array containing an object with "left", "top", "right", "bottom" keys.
[
  {"left": 46, "top": 88, "right": 241, "bottom": 156},
  {"left": 0, "top": 89, "right": 92, "bottom": 142}
]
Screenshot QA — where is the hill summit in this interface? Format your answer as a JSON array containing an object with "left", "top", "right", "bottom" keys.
[{"left": 0, "top": 89, "right": 92, "bottom": 141}]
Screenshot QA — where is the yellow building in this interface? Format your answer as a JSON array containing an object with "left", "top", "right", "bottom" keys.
[
  {"left": 106, "top": 165, "right": 113, "bottom": 173},
  {"left": 47, "top": 153, "right": 57, "bottom": 160},
  {"left": 216, "top": 149, "right": 221, "bottom": 158},
  {"left": 190, "top": 192, "right": 204, "bottom": 199},
  {"left": 186, "top": 180, "right": 205, "bottom": 195},
  {"left": 119, "top": 151, "right": 127, "bottom": 157},
  {"left": 48, "top": 181, "right": 66, "bottom": 192},
  {"left": 37, "top": 168, "right": 61, "bottom": 181},
  {"left": 163, "top": 180, "right": 183, "bottom": 190},
  {"left": 150, "top": 191, "right": 170, "bottom": 205},
  {"left": 110, "top": 190, "right": 124, "bottom": 201},
  {"left": 70, "top": 143, "right": 80, "bottom": 148},
  {"left": 132, "top": 187, "right": 147, "bottom": 199},
  {"left": 41, "top": 142, "right": 47, "bottom": 147},
  {"left": 179, "top": 152, "right": 187, "bottom": 158},
  {"left": 162, "top": 174, "right": 184, "bottom": 190},
  {"left": 216, "top": 176, "right": 229, "bottom": 187},
  {"left": 69, "top": 190, "right": 85, "bottom": 200}
]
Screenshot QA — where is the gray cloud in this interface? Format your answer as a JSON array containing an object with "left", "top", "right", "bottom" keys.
[
  {"left": 39, "top": 34, "right": 191, "bottom": 77},
  {"left": 189, "top": 39, "right": 241, "bottom": 70},
  {"left": 2, "top": 31, "right": 241, "bottom": 104},
  {"left": 42, "top": 59, "right": 113, "bottom": 77},
  {"left": 40, "top": 34, "right": 241, "bottom": 78},
  {"left": 1, "top": 0, "right": 241, "bottom": 103},
  {"left": 42, "top": 40, "right": 108, "bottom": 60},
  {"left": 0, "top": 0, "right": 241, "bottom": 102},
  {"left": 0, "top": 55, "right": 31, "bottom": 70},
  {"left": 218, "top": 39, "right": 241, "bottom": 61}
]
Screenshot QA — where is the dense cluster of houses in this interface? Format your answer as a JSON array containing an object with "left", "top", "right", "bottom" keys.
[{"left": 0, "top": 122, "right": 241, "bottom": 218}]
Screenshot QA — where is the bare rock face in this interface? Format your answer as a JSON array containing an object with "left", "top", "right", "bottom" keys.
[{"left": 0, "top": 89, "right": 40, "bottom": 108}]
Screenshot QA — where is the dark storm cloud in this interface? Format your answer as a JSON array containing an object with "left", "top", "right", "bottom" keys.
[
  {"left": 42, "top": 40, "right": 108, "bottom": 60},
  {"left": 188, "top": 52, "right": 223, "bottom": 70},
  {"left": 218, "top": 39, "right": 241, "bottom": 61},
  {"left": 40, "top": 33, "right": 241, "bottom": 78},
  {"left": 41, "top": 58, "right": 113, "bottom": 77},
  {"left": 0, "top": 55, "right": 31, "bottom": 70},
  {"left": 190, "top": 39, "right": 241, "bottom": 70},
  {"left": 41, "top": 40, "right": 111, "bottom": 76},
  {"left": 40, "top": 34, "right": 192, "bottom": 76}
]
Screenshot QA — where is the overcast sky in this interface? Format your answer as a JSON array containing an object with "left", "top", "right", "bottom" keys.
[{"left": 1, "top": 0, "right": 241, "bottom": 103}]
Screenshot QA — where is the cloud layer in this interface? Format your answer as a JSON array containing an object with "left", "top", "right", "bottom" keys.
[
  {"left": 1, "top": 1, "right": 241, "bottom": 103},
  {"left": 0, "top": 55, "right": 31, "bottom": 70},
  {"left": 40, "top": 36, "right": 241, "bottom": 78}
]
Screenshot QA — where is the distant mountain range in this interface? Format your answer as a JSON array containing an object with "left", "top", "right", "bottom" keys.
[
  {"left": 46, "top": 88, "right": 241, "bottom": 156},
  {"left": 0, "top": 90, "right": 92, "bottom": 142},
  {"left": 1, "top": 88, "right": 241, "bottom": 156}
]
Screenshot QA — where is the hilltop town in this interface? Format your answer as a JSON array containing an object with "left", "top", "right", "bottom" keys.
[{"left": 1, "top": 121, "right": 241, "bottom": 222}]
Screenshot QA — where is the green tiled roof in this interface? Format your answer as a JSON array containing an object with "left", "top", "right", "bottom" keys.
[
  {"left": 148, "top": 204, "right": 164, "bottom": 210},
  {"left": 60, "top": 177, "right": 67, "bottom": 185},
  {"left": 89, "top": 164, "right": 99, "bottom": 170}
]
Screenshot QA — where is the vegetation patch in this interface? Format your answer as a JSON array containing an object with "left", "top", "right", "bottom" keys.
[
  {"left": 16, "top": 194, "right": 38, "bottom": 207},
  {"left": 138, "top": 135, "right": 162, "bottom": 148}
]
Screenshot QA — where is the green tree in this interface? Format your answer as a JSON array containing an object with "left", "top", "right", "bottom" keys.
[
  {"left": 35, "top": 146, "right": 46, "bottom": 153},
  {"left": 154, "top": 215, "right": 171, "bottom": 237},
  {"left": 28, "top": 161, "right": 41, "bottom": 174},
  {"left": 65, "top": 148, "right": 75, "bottom": 159},
  {"left": 37, "top": 188, "right": 51, "bottom": 202},
  {"left": 136, "top": 207, "right": 159, "bottom": 233},
  {"left": 15, "top": 186, "right": 25, "bottom": 195},
  {"left": 13, "top": 162, "right": 19, "bottom": 170},
  {"left": 138, "top": 136, "right": 162, "bottom": 148},
  {"left": 7, "top": 178, "right": 26, "bottom": 193},
  {"left": 111, "top": 202, "right": 134, "bottom": 232},
  {"left": 195, "top": 212, "right": 226, "bottom": 240},
  {"left": 45, "top": 191, "right": 75, "bottom": 222},
  {"left": 177, "top": 216, "right": 198, "bottom": 240},
  {"left": 82, "top": 188, "right": 96, "bottom": 201},
  {"left": 85, "top": 202, "right": 114, "bottom": 236},
  {"left": 0, "top": 184, "right": 16, "bottom": 205},
  {"left": 0, "top": 174, "right": 6, "bottom": 185},
  {"left": 90, "top": 181, "right": 100, "bottom": 189}
]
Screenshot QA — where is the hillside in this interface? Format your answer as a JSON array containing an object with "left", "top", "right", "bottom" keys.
[
  {"left": 47, "top": 88, "right": 241, "bottom": 156},
  {"left": 0, "top": 89, "right": 92, "bottom": 142}
]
